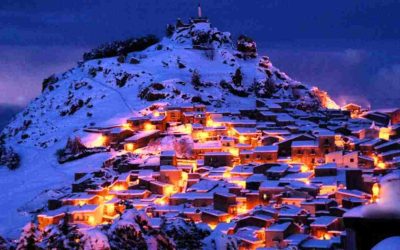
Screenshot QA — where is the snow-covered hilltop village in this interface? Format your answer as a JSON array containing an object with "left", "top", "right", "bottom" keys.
[{"left": 1, "top": 7, "right": 400, "bottom": 250}]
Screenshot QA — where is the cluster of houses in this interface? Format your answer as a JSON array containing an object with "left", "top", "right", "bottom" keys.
[{"left": 38, "top": 101, "right": 400, "bottom": 249}]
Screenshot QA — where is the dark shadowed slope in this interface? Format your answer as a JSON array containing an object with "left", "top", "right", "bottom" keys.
[{"left": 0, "top": 104, "right": 22, "bottom": 130}]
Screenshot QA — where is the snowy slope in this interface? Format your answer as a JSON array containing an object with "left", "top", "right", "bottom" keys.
[{"left": 0, "top": 19, "right": 337, "bottom": 237}]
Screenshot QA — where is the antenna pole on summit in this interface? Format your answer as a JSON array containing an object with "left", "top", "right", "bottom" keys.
[{"left": 198, "top": 4, "right": 202, "bottom": 18}]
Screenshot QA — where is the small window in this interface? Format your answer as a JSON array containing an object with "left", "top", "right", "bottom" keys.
[{"left": 350, "top": 158, "right": 354, "bottom": 163}]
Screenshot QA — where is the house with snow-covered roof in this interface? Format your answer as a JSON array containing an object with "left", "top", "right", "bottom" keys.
[
  {"left": 124, "top": 129, "right": 160, "bottom": 151},
  {"left": 277, "top": 133, "right": 316, "bottom": 157},
  {"left": 291, "top": 140, "right": 321, "bottom": 168},
  {"left": 265, "top": 222, "right": 301, "bottom": 248},
  {"left": 239, "top": 145, "right": 278, "bottom": 164}
]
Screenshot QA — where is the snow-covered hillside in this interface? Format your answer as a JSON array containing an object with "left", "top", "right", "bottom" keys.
[{"left": 0, "top": 17, "right": 337, "bottom": 238}]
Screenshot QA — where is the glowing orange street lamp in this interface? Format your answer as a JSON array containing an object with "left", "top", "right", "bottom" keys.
[
  {"left": 126, "top": 143, "right": 134, "bottom": 151},
  {"left": 122, "top": 123, "right": 131, "bottom": 130},
  {"left": 372, "top": 183, "right": 380, "bottom": 202},
  {"left": 377, "top": 162, "right": 386, "bottom": 169},
  {"left": 301, "top": 165, "right": 309, "bottom": 172},
  {"left": 88, "top": 216, "right": 95, "bottom": 226},
  {"left": 144, "top": 123, "right": 155, "bottom": 131}
]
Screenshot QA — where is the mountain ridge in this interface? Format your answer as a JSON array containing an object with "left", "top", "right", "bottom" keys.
[{"left": 2, "top": 19, "right": 334, "bottom": 148}]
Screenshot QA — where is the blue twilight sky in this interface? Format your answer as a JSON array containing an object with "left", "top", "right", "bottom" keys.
[{"left": 0, "top": 0, "right": 399, "bottom": 108}]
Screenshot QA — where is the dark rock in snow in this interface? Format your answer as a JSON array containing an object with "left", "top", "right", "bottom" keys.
[
  {"left": 42, "top": 74, "right": 59, "bottom": 92},
  {"left": 82, "top": 35, "right": 159, "bottom": 61},
  {"left": 236, "top": 34, "right": 257, "bottom": 59},
  {"left": 0, "top": 144, "right": 20, "bottom": 170}
]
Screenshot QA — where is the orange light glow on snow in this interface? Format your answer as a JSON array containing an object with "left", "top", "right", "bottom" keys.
[
  {"left": 372, "top": 183, "right": 380, "bottom": 198},
  {"left": 197, "top": 131, "right": 208, "bottom": 140},
  {"left": 301, "top": 165, "right": 309, "bottom": 172},
  {"left": 206, "top": 118, "right": 221, "bottom": 127},
  {"left": 238, "top": 135, "right": 246, "bottom": 144},
  {"left": 144, "top": 123, "right": 155, "bottom": 131},
  {"left": 88, "top": 216, "right": 96, "bottom": 226},
  {"left": 228, "top": 147, "right": 239, "bottom": 157},
  {"left": 87, "top": 134, "right": 106, "bottom": 147},
  {"left": 122, "top": 123, "right": 131, "bottom": 130},
  {"left": 164, "top": 185, "right": 175, "bottom": 196},
  {"left": 111, "top": 184, "right": 126, "bottom": 191},
  {"left": 377, "top": 162, "right": 386, "bottom": 169},
  {"left": 379, "top": 127, "right": 392, "bottom": 140},
  {"left": 237, "top": 204, "right": 248, "bottom": 215},
  {"left": 223, "top": 173, "right": 231, "bottom": 179},
  {"left": 126, "top": 143, "right": 134, "bottom": 151}
]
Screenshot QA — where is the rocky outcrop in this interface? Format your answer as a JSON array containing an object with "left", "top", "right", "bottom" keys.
[
  {"left": 82, "top": 35, "right": 159, "bottom": 61},
  {"left": 236, "top": 35, "right": 257, "bottom": 59},
  {"left": 42, "top": 74, "right": 59, "bottom": 92},
  {"left": 171, "top": 20, "right": 232, "bottom": 49},
  {"left": 254, "top": 78, "right": 276, "bottom": 98}
]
